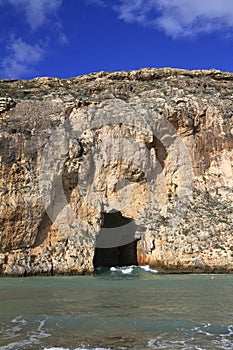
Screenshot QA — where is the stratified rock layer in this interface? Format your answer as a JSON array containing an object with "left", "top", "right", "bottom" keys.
[{"left": 0, "top": 68, "right": 232, "bottom": 275}]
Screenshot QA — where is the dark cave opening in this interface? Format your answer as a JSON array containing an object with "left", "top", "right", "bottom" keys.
[{"left": 93, "top": 210, "right": 138, "bottom": 268}]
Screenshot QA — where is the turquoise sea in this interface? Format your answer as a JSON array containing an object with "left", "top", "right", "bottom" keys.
[{"left": 0, "top": 266, "right": 233, "bottom": 350}]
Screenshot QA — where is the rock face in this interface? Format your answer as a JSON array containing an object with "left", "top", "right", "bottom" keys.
[{"left": 0, "top": 68, "right": 232, "bottom": 276}]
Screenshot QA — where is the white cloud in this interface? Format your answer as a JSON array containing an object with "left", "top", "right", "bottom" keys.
[
  {"left": 86, "top": 0, "right": 107, "bottom": 7},
  {"left": 7, "top": 0, "right": 62, "bottom": 31},
  {"left": 0, "top": 0, "right": 66, "bottom": 78},
  {"left": 114, "top": 0, "right": 233, "bottom": 38},
  {"left": 1, "top": 37, "right": 44, "bottom": 78},
  {"left": 115, "top": 0, "right": 147, "bottom": 24}
]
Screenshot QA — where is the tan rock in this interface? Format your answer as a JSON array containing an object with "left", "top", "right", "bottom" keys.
[{"left": 0, "top": 68, "right": 232, "bottom": 275}]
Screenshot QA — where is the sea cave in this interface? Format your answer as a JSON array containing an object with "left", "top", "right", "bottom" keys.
[{"left": 93, "top": 210, "right": 138, "bottom": 267}]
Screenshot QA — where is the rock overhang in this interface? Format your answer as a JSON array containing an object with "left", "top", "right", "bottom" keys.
[{"left": 0, "top": 67, "right": 232, "bottom": 275}]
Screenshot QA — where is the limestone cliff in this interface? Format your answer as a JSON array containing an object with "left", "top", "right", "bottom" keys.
[{"left": 0, "top": 68, "right": 232, "bottom": 275}]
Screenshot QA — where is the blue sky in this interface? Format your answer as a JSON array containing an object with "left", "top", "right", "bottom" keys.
[{"left": 1, "top": 0, "right": 233, "bottom": 79}]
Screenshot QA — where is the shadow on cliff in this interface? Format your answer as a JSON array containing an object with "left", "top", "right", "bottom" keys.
[
  {"left": 33, "top": 212, "right": 52, "bottom": 248},
  {"left": 93, "top": 210, "right": 145, "bottom": 268},
  {"left": 146, "top": 135, "right": 168, "bottom": 170}
]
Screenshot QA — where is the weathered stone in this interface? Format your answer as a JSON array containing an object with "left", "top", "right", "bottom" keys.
[
  {"left": 0, "top": 97, "right": 16, "bottom": 113},
  {"left": 0, "top": 68, "right": 232, "bottom": 275}
]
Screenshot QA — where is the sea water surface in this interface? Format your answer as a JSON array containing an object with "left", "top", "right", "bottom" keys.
[{"left": 0, "top": 266, "right": 233, "bottom": 350}]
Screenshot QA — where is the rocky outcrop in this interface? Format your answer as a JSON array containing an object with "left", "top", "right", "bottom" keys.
[{"left": 0, "top": 68, "right": 232, "bottom": 275}]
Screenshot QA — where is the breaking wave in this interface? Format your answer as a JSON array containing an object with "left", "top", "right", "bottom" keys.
[
  {"left": 0, "top": 316, "right": 50, "bottom": 350},
  {"left": 109, "top": 265, "right": 158, "bottom": 275}
]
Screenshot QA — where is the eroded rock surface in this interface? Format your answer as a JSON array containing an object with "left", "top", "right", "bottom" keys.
[{"left": 0, "top": 68, "right": 232, "bottom": 275}]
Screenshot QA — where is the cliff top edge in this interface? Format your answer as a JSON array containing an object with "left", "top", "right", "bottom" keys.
[{"left": 1, "top": 67, "right": 233, "bottom": 84}]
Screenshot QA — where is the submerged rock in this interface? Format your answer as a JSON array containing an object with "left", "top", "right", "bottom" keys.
[{"left": 0, "top": 68, "right": 232, "bottom": 275}]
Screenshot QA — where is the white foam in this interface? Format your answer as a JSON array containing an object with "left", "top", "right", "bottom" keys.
[
  {"left": 43, "top": 348, "right": 110, "bottom": 350},
  {"left": 110, "top": 267, "right": 117, "bottom": 271},
  {"left": 140, "top": 265, "right": 158, "bottom": 273},
  {"left": 110, "top": 266, "right": 133, "bottom": 274},
  {"left": 43, "top": 348, "right": 69, "bottom": 350},
  {"left": 0, "top": 317, "right": 50, "bottom": 350},
  {"left": 110, "top": 265, "right": 158, "bottom": 274},
  {"left": 0, "top": 316, "right": 28, "bottom": 341},
  {"left": 12, "top": 316, "right": 27, "bottom": 325},
  {"left": 121, "top": 266, "right": 133, "bottom": 274},
  {"left": 147, "top": 338, "right": 201, "bottom": 349}
]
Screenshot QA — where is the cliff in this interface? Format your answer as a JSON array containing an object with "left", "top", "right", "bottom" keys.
[{"left": 0, "top": 67, "right": 232, "bottom": 275}]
